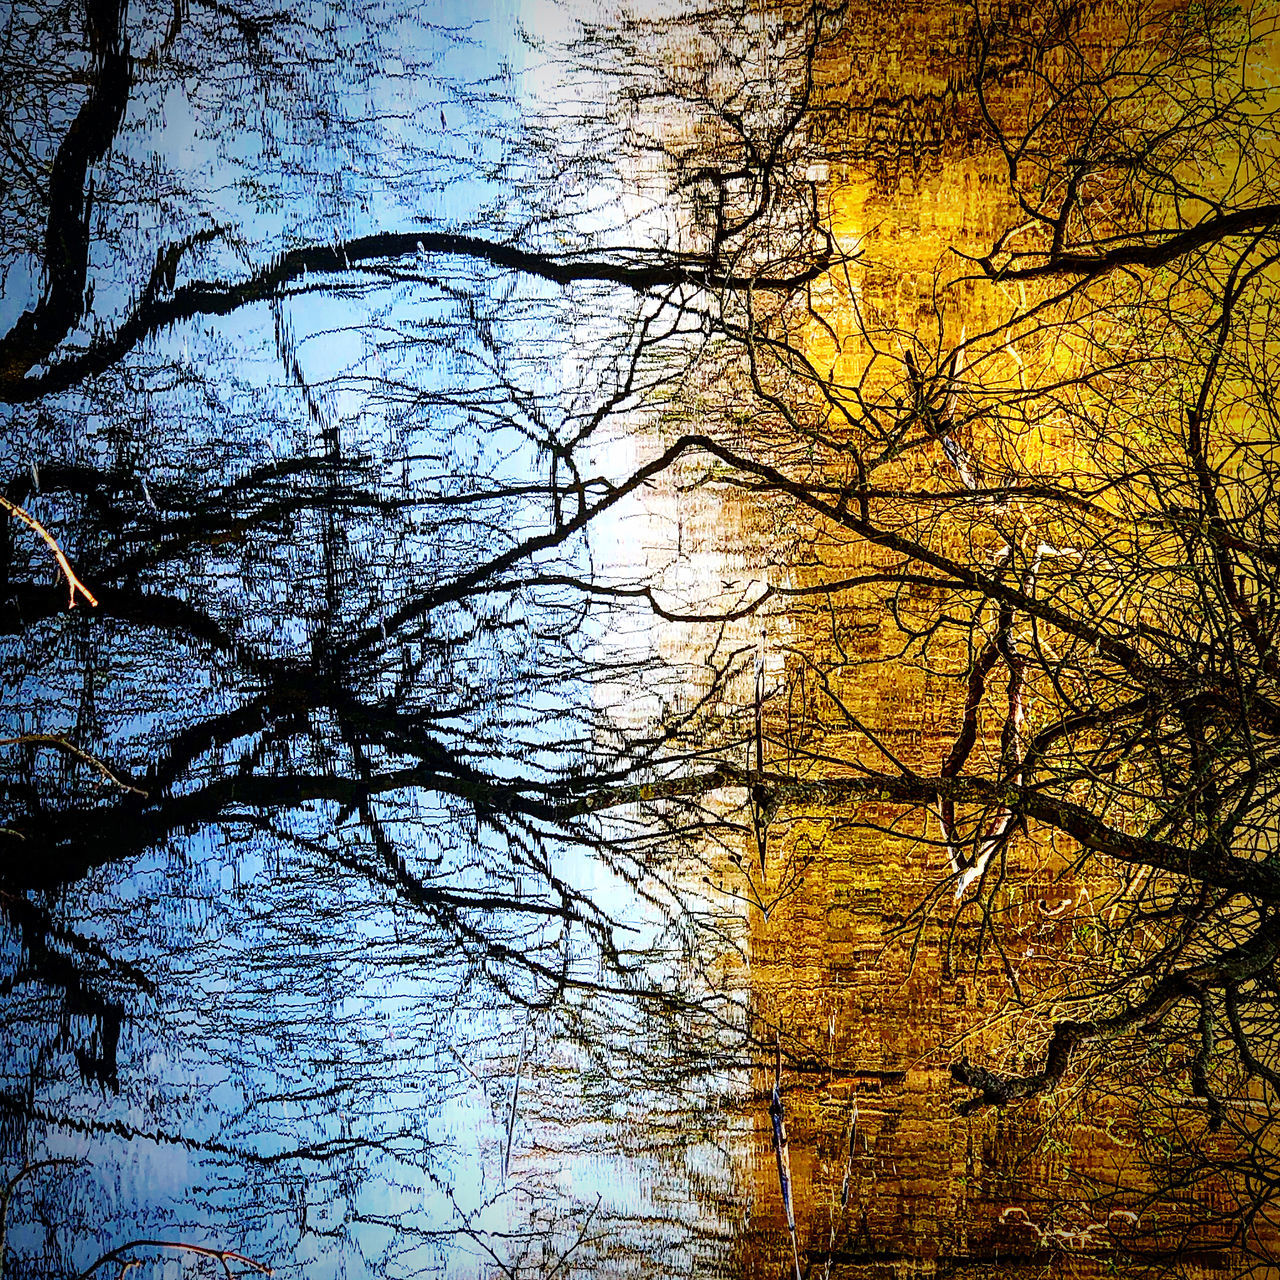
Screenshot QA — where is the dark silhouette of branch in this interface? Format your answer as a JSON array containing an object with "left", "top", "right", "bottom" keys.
[
  {"left": 974, "top": 204, "right": 1280, "bottom": 282},
  {"left": 952, "top": 925, "right": 1279, "bottom": 1115},
  {"left": 0, "top": 0, "right": 129, "bottom": 392},
  {"left": 75, "top": 1239, "right": 272, "bottom": 1280},
  {"left": 2, "top": 231, "right": 838, "bottom": 402}
]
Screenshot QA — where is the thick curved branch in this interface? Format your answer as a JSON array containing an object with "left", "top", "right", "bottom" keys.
[
  {"left": 529, "top": 765, "right": 1280, "bottom": 900},
  {"left": 0, "top": 0, "right": 130, "bottom": 391},
  {"left": 676, "top": 433, "right": 1280, "bottom": 737},
  {"left": 976, "top": 204, "right": 1280, "bottom": 281},
  {"left": 952, "top": 925, "right": 1279, "bottom": 1114},
  {"left": 3, "top": 232, "right": 837, "bottom": 402},
  {"left": 75, "top": 1241, "right": 271, "bottom": 1280}
]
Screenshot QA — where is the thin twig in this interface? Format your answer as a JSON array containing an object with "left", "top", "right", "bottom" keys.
[
  {"left": 74, "top": 1239, "right": 272, "bottom": 1279},
  {"left": 771, "top": 1033, "right": 803, "bottom": 1280},
  {"left": 544, "top": 1195, "right": 602, "bottom": 1280},
  {"left": 0, "top": 734, "right": 148, "bottom": 796},
  {"left": 753, "top": 630, "right": 769, "bottom": 881},
  {"left": 1, "top": 1159, "right": 81, "bottom": 1277},
  {"left": 0, "top": 493, "right": 98, "bottom": 607},
  {"left": 502, "top": 1015, "right": 530, "bottom": 1181},
  {"left": 822, "top": 1094, "right": 859, "bottom": 1280}
]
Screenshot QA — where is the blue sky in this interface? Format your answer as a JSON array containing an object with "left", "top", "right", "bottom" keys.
[{"left": 0, "top": 3, "right": 748, "bottom": 1276}]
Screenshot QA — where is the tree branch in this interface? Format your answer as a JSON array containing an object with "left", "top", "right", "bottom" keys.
[
  {"left": 976, "top": 204, "right": 1280, "bottom": 281},
  {"left": 0, "top": 0, "right": 130, "bottom": 390},
  {"left": 0, "top": 494, "right": 97, "bottom": 607},
  {"left": 2, "top": 232, "right": 837, "bottom": 402}
]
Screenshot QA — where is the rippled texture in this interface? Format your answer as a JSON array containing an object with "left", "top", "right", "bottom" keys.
[{"left": 2, "top": 0, "right": 1279, "bottom": 1276}]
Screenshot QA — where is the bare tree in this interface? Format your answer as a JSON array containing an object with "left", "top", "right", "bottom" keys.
[
  {"left": 611, "top": 1, "right": 1280, "bottom": 1269},
  {"left": 8, "top": 0, "right": 1280, "bottom": 1274},
  {"left": 0, "top": 0, "right": 861, "bottom": 1273}
]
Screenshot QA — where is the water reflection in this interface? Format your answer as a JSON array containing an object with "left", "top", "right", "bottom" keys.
[{"left": 1, "top": 0, "right": 1275, "bottom": 1275}]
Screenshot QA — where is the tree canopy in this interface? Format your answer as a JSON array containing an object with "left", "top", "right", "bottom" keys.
[{"left": 3, "top": 0, "right": 1280, "bottom": 1275}]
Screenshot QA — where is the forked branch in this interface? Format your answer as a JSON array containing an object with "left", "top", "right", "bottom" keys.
[
  {"left": 75, "top": 1239, "right": 273, "bottom": 1279},
  {"left": 0, "top": 494, "right": 98, "bottom": 607}
]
